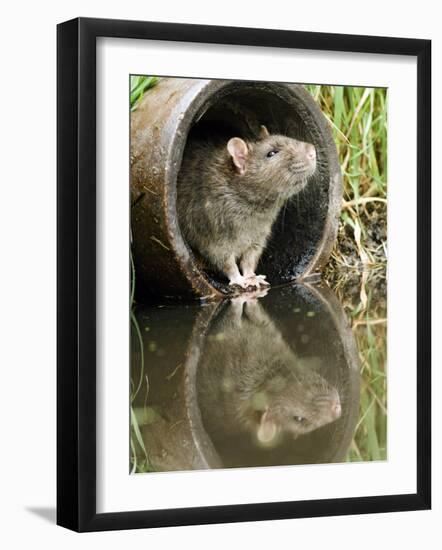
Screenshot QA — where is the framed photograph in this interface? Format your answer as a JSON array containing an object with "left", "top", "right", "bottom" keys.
[{"left": 57, "top": 17, "right": 431, "bottom": 532}]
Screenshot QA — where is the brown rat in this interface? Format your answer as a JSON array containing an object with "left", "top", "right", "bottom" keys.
[
  {"left": 177, "top": 126, "right": 317, "bottom": 290},
  {"left": 197, "top": 295, "right": 341, "bottom": 445}
]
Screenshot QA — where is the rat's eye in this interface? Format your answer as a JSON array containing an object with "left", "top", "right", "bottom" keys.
[
  {"left": 266, "top": 149, "right": 279, "bottom": 158},
  {"left": 293, "top": 415, "right": 306, "bottom": 423}
]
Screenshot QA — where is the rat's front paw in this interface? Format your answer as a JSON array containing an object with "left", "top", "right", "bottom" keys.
[
  {"left": 228, "top": 274, "right": 250, "bottom": 290},
  {"left": 244, "top": 274, "right": 270, "bottom": 288},
  {"left": 230, "top": 287, "right": 269, "bottom": 303}
]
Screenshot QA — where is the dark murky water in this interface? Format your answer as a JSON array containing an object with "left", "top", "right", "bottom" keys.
[{"left": 131, "top": 279, "right": 386, "bottom": 473}]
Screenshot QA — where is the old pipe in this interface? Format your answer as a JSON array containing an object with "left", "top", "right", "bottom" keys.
[{"left": 131, "top": 78, "right": 342, "bottom": 300}]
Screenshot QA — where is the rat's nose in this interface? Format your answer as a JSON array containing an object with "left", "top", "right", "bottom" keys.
[{"left": 305, "top": 143, "right": 316, "bottom": 161}]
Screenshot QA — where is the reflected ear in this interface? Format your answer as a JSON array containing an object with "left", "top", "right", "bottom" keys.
[
  {"left": 259, "top": 125, "right": 270, "bottom": 139},
  {"left": 257, "top": 408, "right": 277, "bottom": 444},
  {"left": 227, "top": 138, "right": 248, "bottom": 175}
]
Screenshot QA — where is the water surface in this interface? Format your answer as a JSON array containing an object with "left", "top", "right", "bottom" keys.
[{"left": 130, "top": 276, "right": 387, "bottom": 473}]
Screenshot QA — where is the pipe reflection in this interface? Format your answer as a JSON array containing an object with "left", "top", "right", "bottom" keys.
[{"left": 131, "top": 283, "right": 360, "bottom": 472}]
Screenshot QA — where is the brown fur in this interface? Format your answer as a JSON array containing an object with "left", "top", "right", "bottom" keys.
[
  {"left": 177, "top": 127, "right": 316, "bottom": 289},
  {"left": 197, "top": 297, "right": 341, "bottom": 444}
]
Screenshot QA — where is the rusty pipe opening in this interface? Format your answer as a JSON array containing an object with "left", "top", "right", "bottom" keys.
[{"left": 131, "top": 78, "right": 342, "bottom": 301}]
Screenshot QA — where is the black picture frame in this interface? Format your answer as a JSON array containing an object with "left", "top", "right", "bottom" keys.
[{"left": 57, "top": 17, "right": 431, "bottom": 532}]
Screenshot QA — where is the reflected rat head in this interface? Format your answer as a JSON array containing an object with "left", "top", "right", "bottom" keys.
[
  {"left": 254, "top": 362, "right": 342, "bottom": 445},
  {"left": 227, "top": 125, "right": 317, "bottom": 199}
]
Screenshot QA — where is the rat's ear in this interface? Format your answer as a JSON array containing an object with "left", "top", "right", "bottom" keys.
[
  {"left": 257, "top": 408, "right": 277, "bottom": 444},
  {"left": 227, "top": 138, "right": 248, "bottom": 175},
  {"left": 259, "top": 125, "right": 270, "bottom": 139}
]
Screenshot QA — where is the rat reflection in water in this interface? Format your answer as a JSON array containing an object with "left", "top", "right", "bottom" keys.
[
  {"left": 198, "top": 294, "right": 342, "bottom": 449},
  {"left": 131, "top": 283, "right": 360, "bottom": 472}
]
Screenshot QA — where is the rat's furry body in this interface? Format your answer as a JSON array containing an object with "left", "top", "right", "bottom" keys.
[
  {"left": 197, "top": 297, "right": 341, "bottom": 444},
  {"left": 177, "top": 127, "right": 316, "bottom": 289}
]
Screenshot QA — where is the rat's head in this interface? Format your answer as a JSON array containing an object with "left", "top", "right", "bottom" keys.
[
  {"left": 227, "top": 125, "right": 317, "bottom": 200},
  {"left": 254, "top": 364, "right": 342, "bottom": 445}
]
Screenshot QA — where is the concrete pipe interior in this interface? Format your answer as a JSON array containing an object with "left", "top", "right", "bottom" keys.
[{"left": 176, "top": 82, "right": 338, "bottom": 293}]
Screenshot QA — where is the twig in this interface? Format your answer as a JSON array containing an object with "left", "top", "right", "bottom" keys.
[
  {"left": 354, "top": 318, "right": 387, "bottom": 328},
  {"left": 343, "top": 197, "right": 387, "bottom": 209}
]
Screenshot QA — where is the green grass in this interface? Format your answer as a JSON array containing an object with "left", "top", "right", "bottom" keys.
[
  {"left": 305, "top": 85, "right": 388, "bottom": 463},
  {"left": 349, "top": 315, "right": 387, "bottom": 462},
  {"left": 129, "top": 307, "right": 154, "bottom": 473},
  {"left": 333, "top": 272, "right": 387, "bottom": 462},
  {"left": 130, "top": 245, "right": 153, "bottom": 473},
  {"left": 130, "top": 75, "right": 159, "bottom": 111},
  {"left": 306, "top": 85, "right": 387, "bottom": 269}
]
